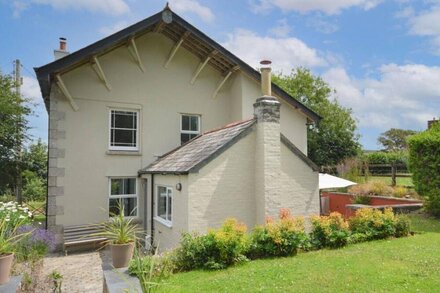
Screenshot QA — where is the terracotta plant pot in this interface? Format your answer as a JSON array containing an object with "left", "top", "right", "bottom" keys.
[
  {"left": 0, "top": 253, "right": 14, "bottom": 285},
  {"left": 111, "top": 242, "right": 135, "bottom": 268}
]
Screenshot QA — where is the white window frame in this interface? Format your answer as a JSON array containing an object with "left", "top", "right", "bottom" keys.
[
  {"left": 108, "top": 109, "right": 140, "bottom": 151},
  {"left": 180, "top": 114, "right": 201, "bottom": 144},
  {"left": 154, "top": 185, "right": 173, "bottom": 227},
  {"left": 108, "top": 177, "right": 138, "bottom": 218}
]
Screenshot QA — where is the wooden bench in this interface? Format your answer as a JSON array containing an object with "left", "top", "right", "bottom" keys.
[{"left": 63, "top": 223, "right": 107, "bottom": 253}]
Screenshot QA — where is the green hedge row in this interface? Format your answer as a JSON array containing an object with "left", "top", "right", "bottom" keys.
[{"left": 408, "top": 124, "right": 440, "bottom": 216}]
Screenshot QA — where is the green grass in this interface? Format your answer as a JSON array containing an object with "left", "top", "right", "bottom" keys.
[
  {"left": 356, "top": 176, "right": 414, "bottom": 187},
  {"left": 160, "top": 214, "right": 440, "bottom": 293}
]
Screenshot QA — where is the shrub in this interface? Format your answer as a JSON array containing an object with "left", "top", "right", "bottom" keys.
[
  {"left": 174, "top": 218, "right": 249, "bottom": 270},
  {"left": 352, "top": 195, "right": 371, "bottom": 205},
  {"left": 392, "top": 186, "right": 408, "bottom": 198},
  {"left": 248, "top": 209, "right": 307, "bottom": 258},
  {"left": 370, "top": 181, "right": 394, "bottom": 196},
  {"left": 408, "top": 124, "right": 440, "bottom": 216},
  {"left": 349, "top": 208, "right": 396, "bottom": 240},
  {"left": 394, "top": 215, "right": 411, "bottom": 238},
  {"left": 128, "top": 251, "right": 175, "bottom": 292},
  {"left": 15, "top": 225, "right": 55, "bottom": 261},
  {"left": 310, "top": 212, "right": 350, "bottom": 249}
]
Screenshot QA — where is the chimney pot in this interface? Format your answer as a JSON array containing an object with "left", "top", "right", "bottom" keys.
[
  {"left": 59, "top": 37, "right": 67, "bottom": 51},
  {"left": 260, "top": 60, "right": 272, "bottom": 96}
]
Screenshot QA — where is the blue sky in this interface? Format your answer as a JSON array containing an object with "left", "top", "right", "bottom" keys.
[{"left": 1, "top": 0, "right": 439, "bottom": 150}]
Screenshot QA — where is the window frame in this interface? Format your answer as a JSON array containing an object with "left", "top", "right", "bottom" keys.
[
  {"left": 180, "top": 114, "right": 201, "bottom": 144},
  {"left": 108, "top": 109, "right": 140, "bottom": 151},
  {"left": 108, "top": 177, "right": 138, "bottom": 218},
  {"left": 154, "top": 185, "right": 173, "bottom": 227}
]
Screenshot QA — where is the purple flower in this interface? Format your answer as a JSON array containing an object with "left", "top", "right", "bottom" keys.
[{"left": 17, "top": 225, "right": 56, "bottom": 252}]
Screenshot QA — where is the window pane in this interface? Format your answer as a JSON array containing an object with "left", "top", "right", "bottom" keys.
[
  {"left": 190, "top": 116, "right": 198, "bottom": 131},
  {"left": 167, "top": 189, "right": 172, "bottom": 221},
  {"left": 157, "top": 187, "right": 167, "bottom": 220},
  {"left": 112, "top": 129, "right": 135, "bottom": 146},
  {"left": 111, "top": 179, "right": 123, "bottom": 195},
  {"left": 181, "top": 133, "right": 191, "bottom": 144},
  {"left": 109, "top": 198, "right": 120, "bottom": 216},
  {"left": 124, "top": 178, "right": 136, "bottom": 195},
  {"left": 109, "top": 197, "right": 137, "bottom": 217},
  {"left": 182, "top": 115, "right": 189, "bottom": 131},
  {"left": 113, "top": 111, "right": 136, "bottom": 129}
]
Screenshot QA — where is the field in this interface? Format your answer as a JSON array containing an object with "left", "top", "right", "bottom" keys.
[
  {"left": 160, "top": 213, "right": 440, "bottom": 292},
  {"left": 356, "top": 175, "right": 413, "bottom": 187}
]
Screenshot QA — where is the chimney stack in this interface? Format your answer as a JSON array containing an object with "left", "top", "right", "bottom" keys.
[
  {"left": 54, "top": 37, "right": 70, "bottom": 60},
  {"left": 254, "top": 60, "right": 281, "bottom": 224}
]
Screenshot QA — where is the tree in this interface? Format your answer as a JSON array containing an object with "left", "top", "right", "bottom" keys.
[
  {"left": 272, "top": 68, "right": 360, "bottom": 166},
  {"left": 0, "top": 71, "right": 30, "bottom": 195},
  {"left": 378, "top": 128, "right": 418, "bottom": 152}
]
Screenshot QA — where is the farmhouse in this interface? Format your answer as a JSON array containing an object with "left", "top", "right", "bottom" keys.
[{"left": 35, "top": 5, "right": 321, "bottom": 250}]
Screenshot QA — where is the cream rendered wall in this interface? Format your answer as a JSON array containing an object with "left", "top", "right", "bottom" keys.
[
  {"left": 152, "top": 174, "right": 188, "bottom": 252},
  {"left": 280, "top": 143, "right": 320, "bottom": 218},
  {"left": 187, "top": 130, "right": 256, "bottom": 234},
  {"left": 240, "top": 75, "right": 308, "bottom": 154},
  {"left": 53, "top": 32, "right": 242, "bottom": 226}
]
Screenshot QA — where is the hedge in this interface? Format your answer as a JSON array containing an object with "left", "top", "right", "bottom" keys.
[{"left": 408, "top": 123, "right": 440, "bottom": 216}]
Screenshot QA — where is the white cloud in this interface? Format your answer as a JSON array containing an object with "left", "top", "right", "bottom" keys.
[
  {"left": 21, "top": 76, "right": 42, "bottom": 103},
  {"left": 251, "top": 0, "right": 383, "bottom": 15},
  {"left": 402, "top": 4, "right": 440, "bottom": 54},
  {"left": 269, "top": 19, "right": 291, "bottom": 37},
  {"left": 12, "top": 0, "right": 130, "bottom": 16},
  {"left": 99, "top": 21, "right": 130, "bottom": 36},
  {"left": 307, "top": 17, "right": 339, "bottom": 34},
  {"left": 323, "top": 64, "right": 440, "bottom": 130},
  {"left": 169, "top": 0, "right": 214, "bottom": 23},
  {"left": 222, "top": 29, "right": 327, "bottom": 73}
]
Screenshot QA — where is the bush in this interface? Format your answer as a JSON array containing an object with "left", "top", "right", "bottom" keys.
[
  {"left": 349, "top": 208, "right": 396, "bottom": 240},
  {"left": 392, "top": 186, "right": 408, "bottom": 198},
  {"left": 408, "top": 124, "right": 440, "bottom": 216},
  {"left": 174, "top": 218, "right": 249, "bottom": 270},
  {"left": 248, "top": 209, "right": 307, "bottom": 258},
  {"left": 310, "top": 212, "right": 350, "bottom": 249},
  {"left": 15, "top": 225, "right": 55, "bottom": 261},
  {"left": 352, "top": 195, "right": 371, "bottom": 205},
  {"left": 394, "top": 215, "right": 411, "bottom": 238}
]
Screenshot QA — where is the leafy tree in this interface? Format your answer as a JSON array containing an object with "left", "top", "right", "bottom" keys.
[
  {"left": 273, "top": 68, "right": 360, "bottom": 166},
  {"left": 0, "top": 71, "right": 31, "bottom": 195},
  {"left": 23, "top": 139, "right": 47, "bottom": 180},
  {"left": 378, "top": 128, "right": 418, "bottom": 152}
]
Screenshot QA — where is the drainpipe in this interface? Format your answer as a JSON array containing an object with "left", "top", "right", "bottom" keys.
[{"left": 150, "top": 174, "right": 155, "bottom": 248}]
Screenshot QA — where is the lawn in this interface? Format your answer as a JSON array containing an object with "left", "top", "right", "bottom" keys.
[
  {"left": 160, "top": 213, "right": 440, "bottom": 293},
  {"left": 356, "top": 176, "right": 413, "bottom": 187}
]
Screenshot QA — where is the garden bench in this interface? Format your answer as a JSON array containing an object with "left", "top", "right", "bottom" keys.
[{"left": 63, "top": 223, "right": 107, "bottom": 253}]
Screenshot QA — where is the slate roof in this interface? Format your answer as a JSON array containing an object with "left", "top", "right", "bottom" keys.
[
  {"left": 139, "top": 119, "right": 256, "bottom": 174},
  {"left": 34, "top": 7, "right": 320, "bottom": 122}
]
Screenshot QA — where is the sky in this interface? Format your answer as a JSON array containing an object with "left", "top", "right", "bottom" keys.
[{"left": 1, "top": 0, "right": 439, "bottom": 150}]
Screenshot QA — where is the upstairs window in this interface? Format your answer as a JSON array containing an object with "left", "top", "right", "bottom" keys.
[
  {"left": 109, "top": 110, "right": 139, "bottom": 151},
  {"left": 181, "top": 114, "right": 200, "bottom": 144}
]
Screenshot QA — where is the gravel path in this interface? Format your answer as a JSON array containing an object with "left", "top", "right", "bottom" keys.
[{"left": 36, "top": 251, "right": 105, "bottom": 293}]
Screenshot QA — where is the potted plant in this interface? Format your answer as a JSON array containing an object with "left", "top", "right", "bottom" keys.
[
  {"left": 0, "top": 213, "right": 31, "bottom": 284},
  {"left": 96, "top": 204, "right": 140, "bottom": 268}
]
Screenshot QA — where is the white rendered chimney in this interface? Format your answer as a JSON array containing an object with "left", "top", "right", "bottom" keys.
[
  {"left": 54, "top": 37, "right": 70, "bottom": 60},
  {"left": 254, "top": 60, "right": 282, "bottom": 224}
]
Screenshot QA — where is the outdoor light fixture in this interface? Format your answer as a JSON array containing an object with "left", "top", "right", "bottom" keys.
[{"left": 176, "top": 183, "right": 182, "bottom": 191}]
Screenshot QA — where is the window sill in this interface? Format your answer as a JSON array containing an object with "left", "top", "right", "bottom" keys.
[
  {"left": 154, "top": 217, "right": 172, "bottom": 228},
  {"left": 106, "top": 150, "right": 142, "bottom": 156}
]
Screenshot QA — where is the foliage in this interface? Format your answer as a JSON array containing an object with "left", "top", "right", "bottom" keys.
[
  {"left": 21, "top": 139, "right": 48, "bottom": 202},
  {"left": 352, "top": 195, "right": 372, "bottom": 205},
  {"left": 408, "top": 124, "right": 440, "bottom": 216},
  {"left": 272, "top": 68, "right": 360, "bottom": 166},
  {"left": 94, "top": 203, "right": 141, "bottom": 245},
  {"left": 15, "top": 225, "right": 55, "bottom": 261},
  {"left": 248, "top": 209, "right": 307, "bottom": 258},
  {"left": 394, "top": 215, "right": 411, "bottom": 238},
  {"left": 22, "top": 170, "right": 46, "bottom": 202},
  {"left": 310, "top": 212, "right": 350, "bottom": 249},
  {"left": 348, "top": 181, "right": 401, "bottom": 197},
  {"left": 128, "top": 250, "right": 175, "bottom": 292},
  {"left": 0, "top": 72, "right": 31, "bottom": 195},
  {"left": 163, "top": 214, "right": 437, "bottom": 293},
  {"left": 364, "top": 151, "right": 408, "bottom": 165},
  {"left": 349, "top": 208, "right": 397, "bottom": 240},
  {"left": 49, "top": 270, "right": 63, "bottom": 293},
  {"left": 174, "top": 218, "right": 249, "bottom": 270},
  {"left": 0, "top": 201, "right": 32, "bottom": 255},
  {"left": 378, "top": 128, "right": 418, "bottom": 152}
]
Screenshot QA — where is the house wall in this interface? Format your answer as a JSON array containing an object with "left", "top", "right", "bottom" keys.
[
  {"left": 187, "top": 130, "right": 256, "bottom": 234},
  {"left": 152, "top": 174, "right": 188, "bottom": 252},
  {"left": 280, "top": 143, "right": 320, "bottom": 218}
]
